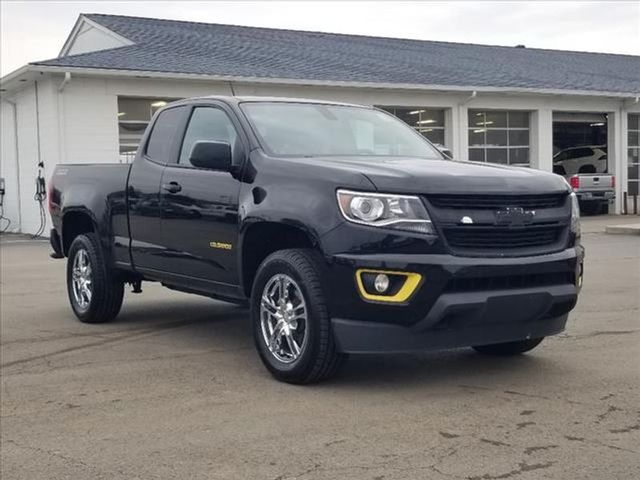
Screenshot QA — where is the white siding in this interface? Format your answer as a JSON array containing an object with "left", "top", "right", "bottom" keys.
[{"left": 0, "top": 100, "right": 21, "bottom": 232}]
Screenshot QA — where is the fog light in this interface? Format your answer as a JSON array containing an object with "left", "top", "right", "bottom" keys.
[{"left": 374, "top": 274, "right": 390, "bottom": 293}]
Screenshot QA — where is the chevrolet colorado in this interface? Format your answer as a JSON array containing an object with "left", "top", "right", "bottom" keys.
[{"left": 49, "top": 96, "right": 584, "bottom": 384}]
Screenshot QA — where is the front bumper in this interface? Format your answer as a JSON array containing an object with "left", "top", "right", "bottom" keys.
[{"left": 324, "top": 246, "right": 583, "bottom": 354}]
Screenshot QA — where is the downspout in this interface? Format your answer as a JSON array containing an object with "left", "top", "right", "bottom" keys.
[
  {"left": 58, "top": 72, "right": 71, "bottom": 92},
  {"left": 1, "top": 97, "right": 23, "bottom": 231},
  {"left": 460, "top": 90, "right": 477, "bottom": 105},
  {"left": 57, "top": 73, "right": 71, "bottom": 171}
]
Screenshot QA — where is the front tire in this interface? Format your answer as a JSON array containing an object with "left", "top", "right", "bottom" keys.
[
  {"left": 67, "top": 233, "right": 124, "bottom": 323},
  {"left": 250, "top": 249, "right": 345, "bottom": 384},
  {"left": 472, "top": 337, "right": 544, "bottom": 356}
]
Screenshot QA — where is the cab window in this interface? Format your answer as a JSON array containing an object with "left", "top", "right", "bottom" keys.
[
  {"left": 179, "top": 107, "right": 238, "bottom": 166},
  {"left": 145, "top": 107, "right": 186, "bottom": 163}
]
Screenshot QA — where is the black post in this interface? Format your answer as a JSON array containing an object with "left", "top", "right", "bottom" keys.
[{"left": 623, "top": 192, "right": 628, "bottom": 215}]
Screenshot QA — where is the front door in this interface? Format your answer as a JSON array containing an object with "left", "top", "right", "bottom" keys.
[{"left": 159, "top": 105, "right": 243, "bottom": 287}]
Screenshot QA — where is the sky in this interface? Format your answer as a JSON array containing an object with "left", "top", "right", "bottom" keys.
[{"left": 1, "top": 0, "right": 639, "bottom": 76}]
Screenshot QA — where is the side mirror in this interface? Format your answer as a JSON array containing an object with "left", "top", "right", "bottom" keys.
[{"left": 189, "top": 141, "right": 232, "bottom": 171}]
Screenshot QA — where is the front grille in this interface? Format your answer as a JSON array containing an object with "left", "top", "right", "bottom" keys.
[
  {"left": 445, "top": 271, "right": 575, "bottom": 292},
  {"left": 428, "top": 193, "right": 567, "bottom": 210},
  {"left": 442, "top": 225, "right": 562, "bottom": 250}
]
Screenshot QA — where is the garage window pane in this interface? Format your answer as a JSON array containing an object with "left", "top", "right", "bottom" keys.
[
  {"left": 469, "top": 129, "right": 485, "bottom": 146},
  {"left": 486, "top": 148, "right": 508, "bottom": 164},
  {"left": 510, "top": 147, "right": 530, "bottom": 164},
  {"left": 469, "top": 148, "right": 485, "bottom": 162},
  {"left": 485, "top": 111, "right": 507, "bottom": 128},
  {"left": 628, "top": 114, "right": 640, "bottom": 198},
  {"left": 468, "top": 110, "right": 530, "bottom": 165},
  {"left": 486, "top": 130, "right": 508, "bottom": 146},
  {"left": 376, "top": 106, "right": 448, "bottom": 150},
  {"left": 421, "top": 128, "right": 445, "bottom": 145},
  {"left": 509, "top": 111, "right": 529, "bottom": 128},
  {"left": 509, "top": 129, "right": 530, "bottom": 147}
]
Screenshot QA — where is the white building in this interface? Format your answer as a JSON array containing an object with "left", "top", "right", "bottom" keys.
[{"left": 1, "top": 14, "right": 639, "bottom": 235}]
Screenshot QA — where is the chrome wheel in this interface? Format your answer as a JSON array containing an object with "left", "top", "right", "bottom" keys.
[
  {"left": 260, "top": 274, "right": 307, "bottom": 364},
  {"left": 71, "top": 248, "right": 92, "bottom": 310}
]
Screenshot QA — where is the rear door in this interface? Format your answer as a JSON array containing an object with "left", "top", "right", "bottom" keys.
[
  {"left": 159, "top": 103, "right": 245, "bottom": 287},
  {"left": 127, "top": 106, "right": 189, "bottom": 272}
]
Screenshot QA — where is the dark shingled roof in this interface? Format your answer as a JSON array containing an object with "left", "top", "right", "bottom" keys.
[{"left": 33, "top": 13, "right": 640, "bottom": 95}]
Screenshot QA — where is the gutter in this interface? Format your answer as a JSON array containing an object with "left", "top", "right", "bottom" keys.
[{"left": 3, "top": 64, "right": 640, "bottom": 99}]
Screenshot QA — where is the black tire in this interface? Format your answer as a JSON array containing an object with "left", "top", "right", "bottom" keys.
[
  {"left": 66, "top": 233, "right": 124, "bottom": 323},
  {"left": 250, "top": 249, "right": 345, "bottom": 384},
  {"left": 472, "top": 337, "right": 544, "bottom": 356},
  {"left": 580, "top": 202, "right": 602, "bottom": 216}
]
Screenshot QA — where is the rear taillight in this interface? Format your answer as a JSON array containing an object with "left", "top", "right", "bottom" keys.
[
  {"left": 611, "top": 176, "right": 615, "bottom": 188},
  {"left": 569, "top": 175, "right": 580, "bottom": 189}
]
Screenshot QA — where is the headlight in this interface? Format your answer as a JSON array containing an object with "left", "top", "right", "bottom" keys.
[
  {"left": 570, "top": 192, "right": 580, "bottom": 235},
  {"left": 337, "top": 189, "right": 435, "bottom": 234}
]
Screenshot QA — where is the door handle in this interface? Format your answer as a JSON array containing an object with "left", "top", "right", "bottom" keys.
[{"left": 162, "top": 182, "right": 182, "bottom": 194}]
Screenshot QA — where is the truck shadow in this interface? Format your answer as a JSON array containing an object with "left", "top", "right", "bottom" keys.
[{"left": 107, "top": 297, "right": 559, "bottom": 389}]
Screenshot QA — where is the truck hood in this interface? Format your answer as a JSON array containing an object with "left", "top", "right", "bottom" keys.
[{"left": 297, "top": 156, "right": 569, "bottom": 195}]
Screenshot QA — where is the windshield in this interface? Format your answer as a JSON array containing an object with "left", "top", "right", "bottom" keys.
[{"left": 241, "top": 102, "right": 444, "bottom": 159}]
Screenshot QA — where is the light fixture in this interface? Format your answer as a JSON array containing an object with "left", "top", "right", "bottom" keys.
[
  {"left": 417, "top": 119, "right": 436, "bottom": 124},
  {"left": 476, "top": 121, "right": 493, "bottom": 126},
  {"left": 473, "top": 129, "right": 487, "bottom": 133},
  {"left": 151, "top": 100, "right": 167, "bottom": 107},
  {"left": 409, "top": 109, "right": 425, "bottom": 115},
  {"left": 117, "top": 112, "right": 126, "bottom": 117},
  {"left": 589, "top": 122, "right": 605, "bottom": 127}
]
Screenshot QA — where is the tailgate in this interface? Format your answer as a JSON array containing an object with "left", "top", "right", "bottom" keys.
[{"left": 572, "top": 174, "right": 614, "bottom": 192}]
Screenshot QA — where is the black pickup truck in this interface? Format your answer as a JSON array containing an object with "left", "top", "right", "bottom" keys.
[{"left": 49, "top": 96, "right": 584, "bottom": 383}]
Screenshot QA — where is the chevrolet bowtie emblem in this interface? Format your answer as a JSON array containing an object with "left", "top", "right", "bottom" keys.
[{"left": 495, "top": 207, "right": 536, "bottom": 226}]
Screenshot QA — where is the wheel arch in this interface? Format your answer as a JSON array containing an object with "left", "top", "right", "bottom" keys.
[
  {"left": 239, "top": 221, "right": 320, "bottom": 297},
  {"left": 61, "top": 209, "right": 98, "bottom": 255}
]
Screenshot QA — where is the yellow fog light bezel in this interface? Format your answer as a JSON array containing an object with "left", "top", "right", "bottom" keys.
[{"left": 355, "top": 269, "right": 422, "bottom": 303}]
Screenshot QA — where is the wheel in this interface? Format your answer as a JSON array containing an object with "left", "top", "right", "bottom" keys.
[
  {"left": 67, "top": 233, "right": 124, "bottom": 323},
  {"left": 580, "top": 202, "right": 602, "bottom": 216},
  {"left": 472, "top": 338, "right": 544, "bottom": 356},
  {"left": 250, "top": 249, "right": 345, "bottom": 384}
]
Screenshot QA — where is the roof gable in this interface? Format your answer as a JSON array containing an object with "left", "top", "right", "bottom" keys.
[{"left": 59, "top": 15, "right": 134, "bottom": 57}]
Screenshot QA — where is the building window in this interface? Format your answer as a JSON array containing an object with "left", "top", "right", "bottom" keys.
[
  {"left": 629, "top": 114, "right": 640, "bottom": 196},
  {"left": 117, "top": 97, "right": 179, "bottom": 162},
  {"left": 468, "top": 110, "right": 530, "bottom": 165},
  {"left": 377, "top": 106, "right": 446, "bottom": 147}
]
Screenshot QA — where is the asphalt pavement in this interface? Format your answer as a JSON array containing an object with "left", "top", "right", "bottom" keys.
[{"left": 1, "top": 217, "right": 639, "bottom": 479}]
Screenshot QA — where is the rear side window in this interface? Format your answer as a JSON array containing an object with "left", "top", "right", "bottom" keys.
[
  {"left": 179, "top": 107, "right": 238, "bottom": 166},
  {"left": 146, "top": 107, "right": 185, "bottom": 163}
]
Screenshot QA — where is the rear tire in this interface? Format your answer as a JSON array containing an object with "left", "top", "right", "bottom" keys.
[
  {"left": 472, "top": 337, "right": 544, "bottom": 356},
  {"left": 580, "top": 202, "right": 602, "bottom": 216},
  {"left": 250, "top": 249, "right": 345, "bottom": 384},
  {"left": 67, "top": 233, "right": 124, "bottom": 323}
]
